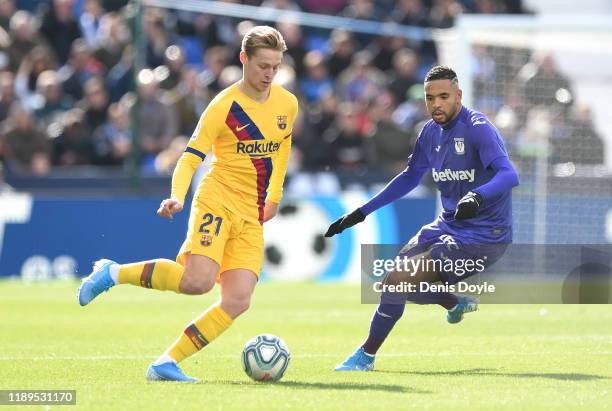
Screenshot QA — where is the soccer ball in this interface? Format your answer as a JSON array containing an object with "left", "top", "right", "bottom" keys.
[{"left": 241, "top": 334, "right": 290, "bottom": 382}]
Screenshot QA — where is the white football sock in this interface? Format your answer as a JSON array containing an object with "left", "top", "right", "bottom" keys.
[
  {"left": 109, "top": 264, "right": 120, "bottom": 285},
  {"left": 152, "top": 354, "right": 177, "bottom": 366}
]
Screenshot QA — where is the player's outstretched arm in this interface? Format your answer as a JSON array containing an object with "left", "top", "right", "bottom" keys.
[
  {"left": 157, "top": 198, "right": 184, "bottom": 219},
  {"left": 324, "top": 208, "right": 366, "bottom": 237}
]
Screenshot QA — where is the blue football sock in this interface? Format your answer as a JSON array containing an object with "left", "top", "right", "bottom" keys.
[{"left": 361, "top": 291, "right": 406, "bottom": 355}]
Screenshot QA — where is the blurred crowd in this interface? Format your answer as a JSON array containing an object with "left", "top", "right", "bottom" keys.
[
  {"left": 470, "top": 46, "right": 606, "bottom": 170},
  {"left": 0, "top": 0, "right": 602, "bottom": 183}
]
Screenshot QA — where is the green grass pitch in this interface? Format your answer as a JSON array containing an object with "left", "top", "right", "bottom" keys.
[{"left": 1, "top": 280, "right": 611, "bottom": 410}]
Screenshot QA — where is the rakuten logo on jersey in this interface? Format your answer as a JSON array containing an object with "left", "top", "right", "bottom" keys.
[
  {"left": 236, "top": 141, "right": 281, "bottom": 158},
  {"left": 432, "top": 168, "right": 475, "bottom": 183}
]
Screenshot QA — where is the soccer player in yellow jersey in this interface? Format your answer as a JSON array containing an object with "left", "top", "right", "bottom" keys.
[{"left": 78, "top": 26, "right": 298, "bottom": 382}]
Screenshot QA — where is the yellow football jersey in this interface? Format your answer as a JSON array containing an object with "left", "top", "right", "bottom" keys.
[{"left": 171, "top": 82, "right": 298, "bottom": 224}]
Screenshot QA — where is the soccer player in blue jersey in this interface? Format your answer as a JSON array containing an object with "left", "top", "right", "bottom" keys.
[{"left": 325, "top": 66, "right": 519, "bottom": 371}]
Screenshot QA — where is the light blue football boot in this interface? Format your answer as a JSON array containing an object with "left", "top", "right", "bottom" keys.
[
  {"left": 146, "top": 362, "right": 199, "bottom": 383},
  {"left": 78, "top": 259, "right": 117, "bottom": 306},
  {"left": 447, "top": 295, "right": 479, "bottom": 324},
  {"left": 334, "top": 347, "right": 375, "bottom": 371}
]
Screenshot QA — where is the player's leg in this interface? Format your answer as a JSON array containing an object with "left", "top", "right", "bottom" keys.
[
  {"left": 159, "top": 218, "right": 261, "bottom": 362},
  {"left": 148, "top": 216, "right": 262, "bottom": 381},
  {"left": 335, "top": 252, "right": 443, "bottom": 371},
  {"left": 78, "top": 200, "right": 227, "bottom": 306},
  {"left": 218, "top": 268, "right": 257, "bottom": 318},
  {"left": 146, "top": 253, "right": 222, "bottom": 382}
]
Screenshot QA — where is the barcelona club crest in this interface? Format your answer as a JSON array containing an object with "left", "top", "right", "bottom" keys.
[
  {"left": 276, "top": 115, "right": 287, "bottom": 130},
  {"left": 454, "top": 137, "right": 465, "bottom": 155},
  {"left": 200, "top": 235, "right": 213, "bottom": 247}
]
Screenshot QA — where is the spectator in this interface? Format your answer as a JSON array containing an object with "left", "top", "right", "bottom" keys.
[
  {"left": 392, "top": 83, "right": 427, "bottom": 132},
  {"left": 194, "top": 0, "right": 241, "bottom": 49},
  {"left": 52, "top": 108, "right": 94, "bottom": 166},
  {"left": 300, "top": 50, "right": 333, "bottom": 103},
  {"left": 91, "top": 101, "right": 131, "bottom": 165},
  {"left": 390, "top": 0, "right": 437, "bottom": 61},
  {"left": 0, "top": 71, "right": 17, "bottom": 122},
  {"left": 58, "top": 38, "right": 104, "bottom": 101},
  {"left": 157, "top": 45, "right": 186, "bottom": 91},
  {"left": 136, "top": 68, "right": 177, "bottom": 168},
  {"left": 165, "top": 67, "right": 206, "bottom": 136},
  {"left": 39, "top": 0, "right": 82, "bottom": 64},
  {"left": 1, "top": 104, "right": 51, "bottom": 175},
  {"left": 517, "top": 52, "right": 573, "bottom": 114},
  {"left": 93, "top": 11, "right": 130, "bottom": 71},
  {"left": 430, "top": 0, "right": 462, "bottom": 28},
  {"left": 554, "top": 104, "right": 605, "bottom": 165},
  {"left": 298, "top": 91, "right": 337, "bottom": 169},
  {"left": 33, "top": 70, "right": 74, "bottom": 127},
  {"left": 14, "top": 45, "right": 57, "bottom": 110},
  {"left": 105, "top": 43, "right": 134, "bottom": 102},
  {"left": 200, "top": 45, "right": 230, "bottom": 96},
  {"left": 80, "top": 76, "right": 109, "bottom": 131},
  {"left": 391, "top": 0, "right": 430, "bottom": 27},
  {"left": 387, "top": 47, "right": 420, "bottom": 105},
  {"left": 342, "top": 0, "right": 386, "bottom": 47},
  {"left": 325, "top": 29, "right": 355, "bottom": 79},
  {"left": 144, "top": 8, "right": 175, "bottom": 68},
  {"left": 514, "top": 106, "right": 551, "bottom": 166},
  {"left": 370, "top": 36, "right": 408, "bottom": 73},
  {"left": 6, "top": 10, "right": 48, "bottom": 73},
  {"left": 79, "top": 0, "right": 106, "bottom": 49},
  {"left": 367, "top": 91, "right": 415, "bottom": 174},
  {"left": 154, "top": 135, "right": 188, "bottom": 175},
  {"left": 217, "top": 64, "right": 242, "bottom": 91},
  {"left": 276, "top": 21, "right": 307, "bottom": 78},
  {"left": 0, "top": 0, "right": 14, "bottom": 32},
  {"left": 336, "top": 50, "right": 385, "bottom": 103},
  {"left": 323, "top": 102, "right": 368, "bottom": 170}
]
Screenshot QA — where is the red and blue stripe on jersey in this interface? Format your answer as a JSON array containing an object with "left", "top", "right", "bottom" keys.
[{"left": 225, "top": 101, "right": 273, "bottom": 224}]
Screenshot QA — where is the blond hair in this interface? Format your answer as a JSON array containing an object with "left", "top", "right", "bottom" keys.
[{"left": 241, "top": 25, "right": 287, "bottom": 57}]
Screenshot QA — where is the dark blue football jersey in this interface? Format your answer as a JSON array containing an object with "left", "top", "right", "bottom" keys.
[{"left": 408, "top": 106, "right": 512, "bottom": 242}]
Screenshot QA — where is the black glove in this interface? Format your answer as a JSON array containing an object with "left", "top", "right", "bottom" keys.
[
  {"left": 454, "top": 191, "right": 483, "bottom": 220},
  {"left": 324, "top": 208, "right": 366, "bottom": 237}
]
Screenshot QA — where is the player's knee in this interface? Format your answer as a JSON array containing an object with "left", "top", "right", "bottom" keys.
[
  {"left": 180, "top": 270, "right": 216, "bottom": 295},
  {"left": 222, "top": 295, "right": 251, "bottom": 318}
]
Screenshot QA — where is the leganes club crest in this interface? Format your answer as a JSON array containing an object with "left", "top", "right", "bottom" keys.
[{"left": 454, "top": 137, "right": 465, "bottom": 155}]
